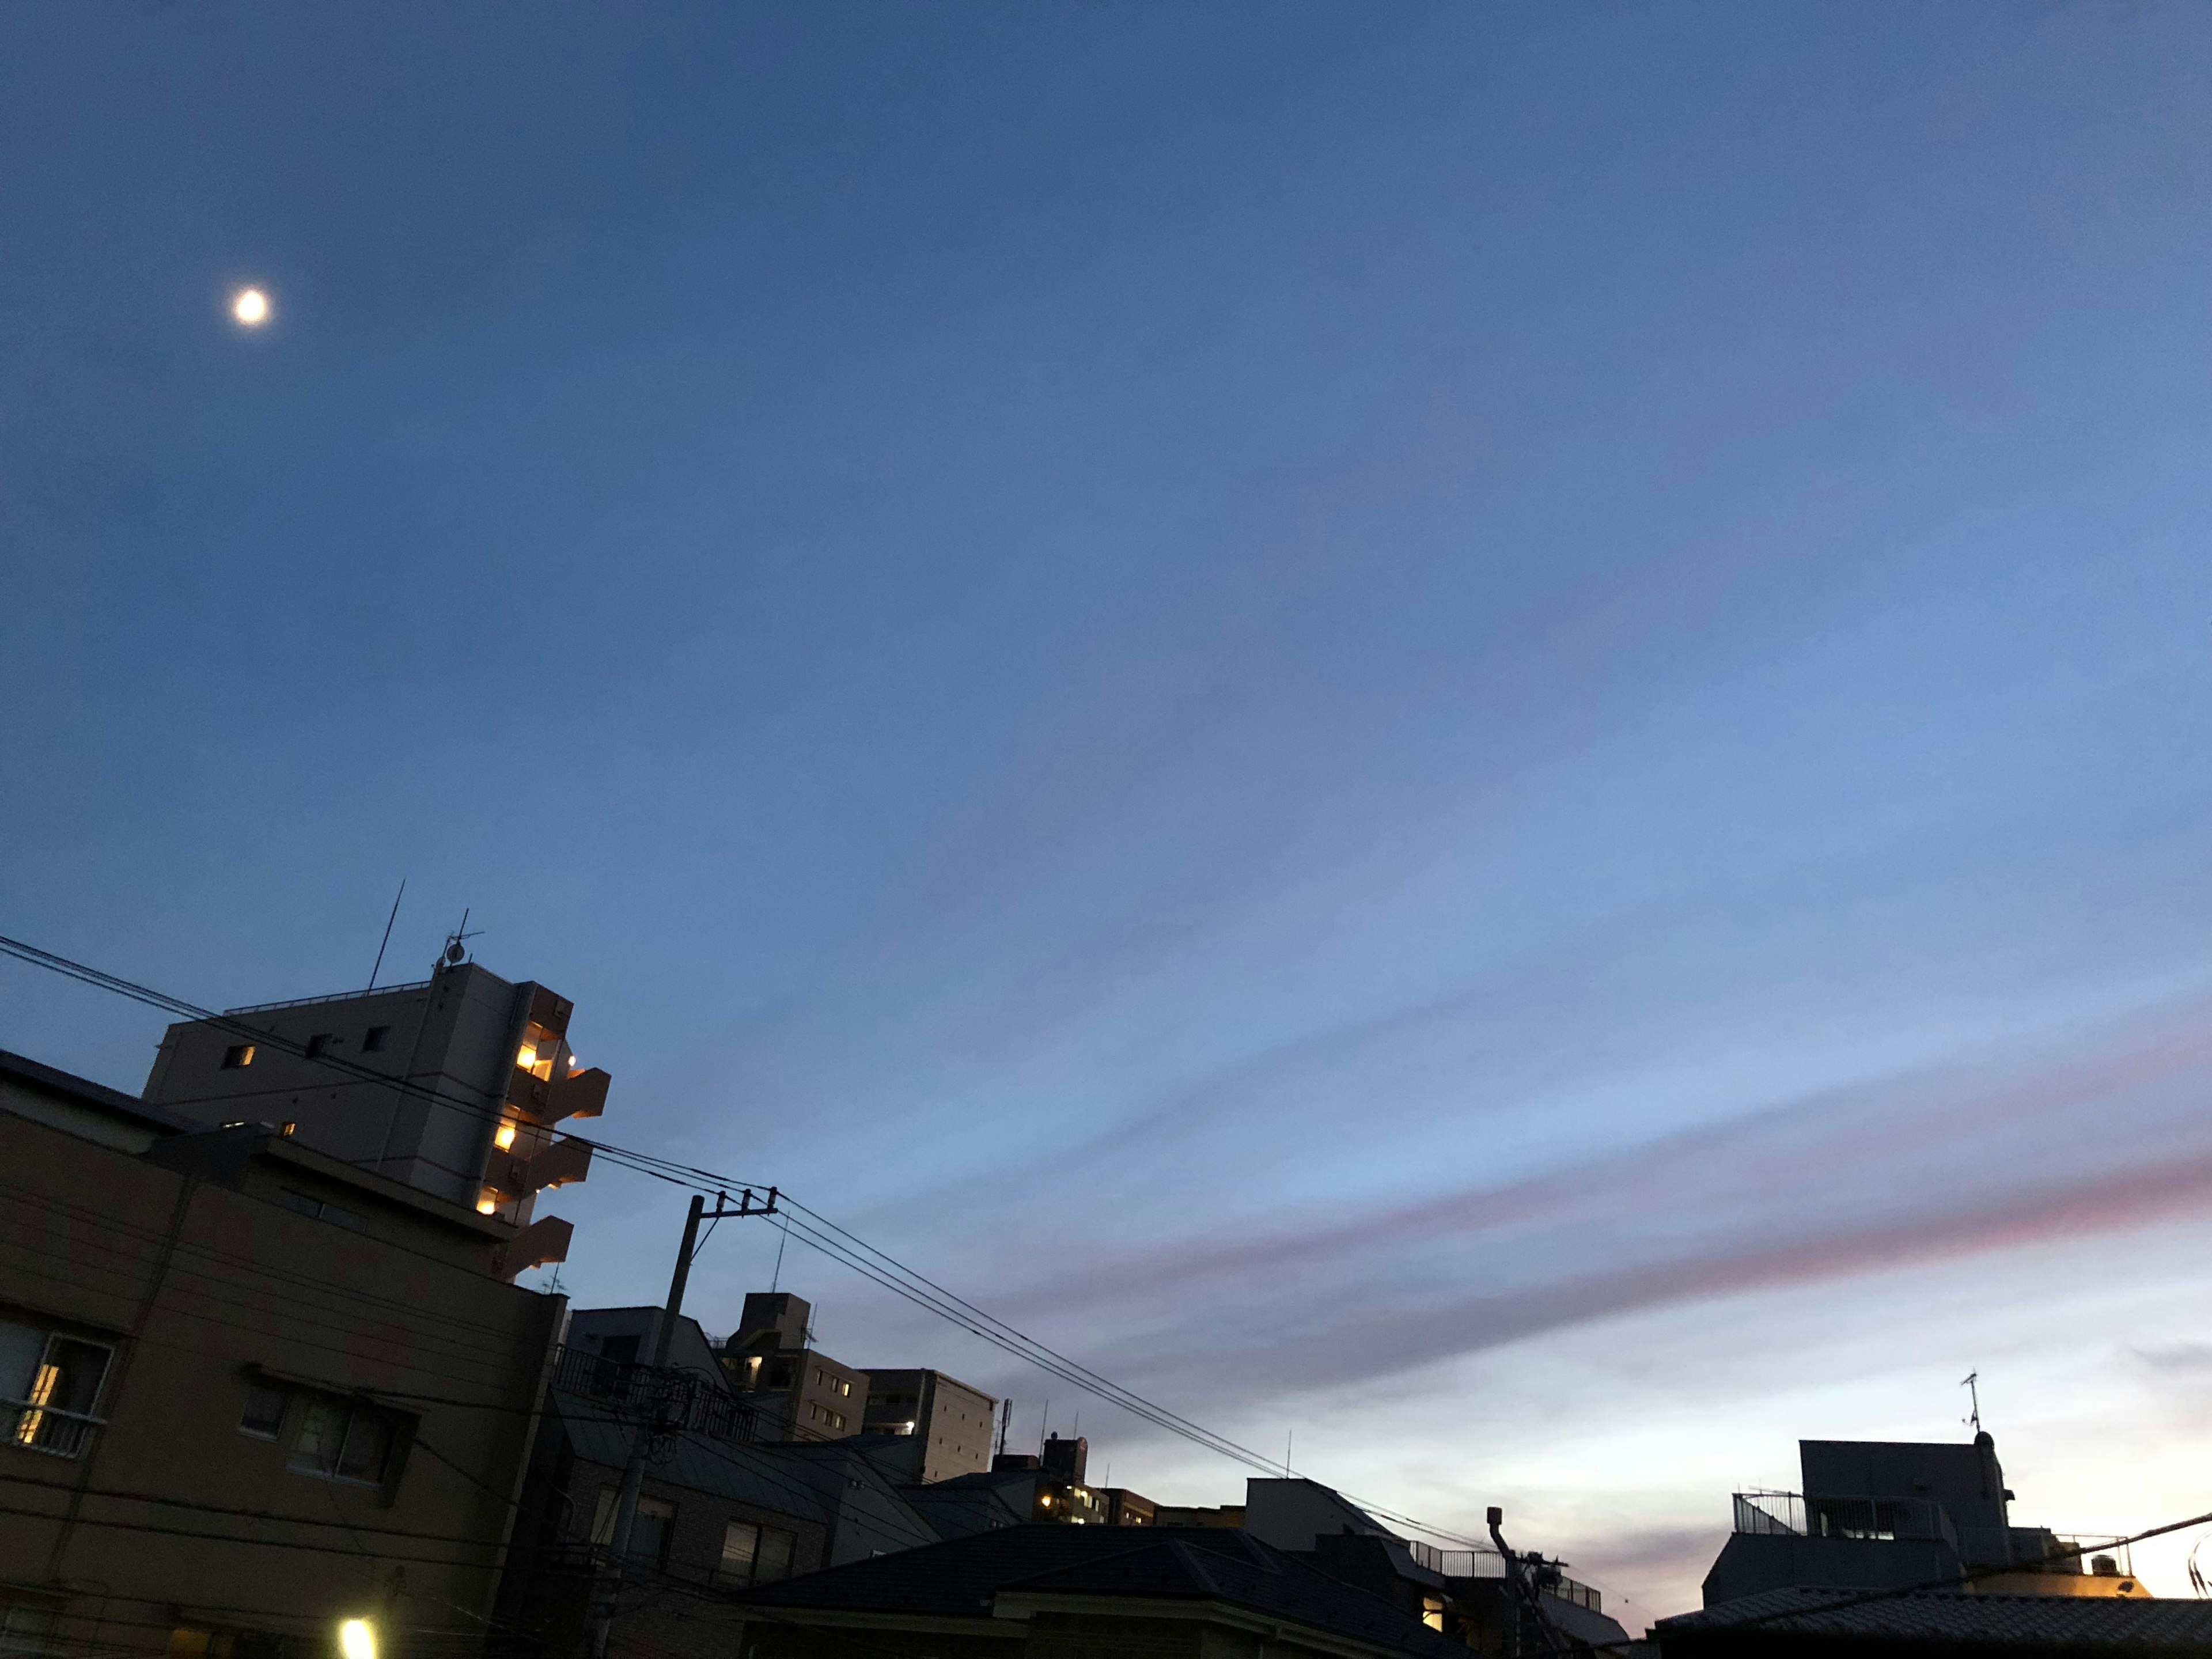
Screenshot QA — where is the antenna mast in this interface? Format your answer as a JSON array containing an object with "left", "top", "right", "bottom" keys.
[{"left": 1962, "top": 1370, "right": 1982, "bottom": 1433}]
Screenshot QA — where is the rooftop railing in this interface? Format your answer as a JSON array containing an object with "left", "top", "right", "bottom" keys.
[
  {"left": 1407, "top": 1541, "right": 1603, "bottom": 1612},
  {"left": 550, "top": 1343, "right": 757, "bottom": 1443},
  {"left": 1734, "top": 1491, "right": 1958, "bottom": 1550},
  {"left": 225, "top": 979, "right": 435, "bottom": 1016}
]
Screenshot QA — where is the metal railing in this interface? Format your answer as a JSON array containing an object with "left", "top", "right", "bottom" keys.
[
  {"left": 1410, "top": 1542, "right": 1506, "bottom": 1578},
  {"left": 550, "top": 1344, "right": 757, "bottom": 1443},
  {"left": 225, "top": 979, "right": 434, "bottom": 1016},
  {"left": 1406, "top": 1541, "right": 1601, "bottom": 1612},
  {"left": 1733, "top": 1491, "right": 1954, "bottom": 1547}
]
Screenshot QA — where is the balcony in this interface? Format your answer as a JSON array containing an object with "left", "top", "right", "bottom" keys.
[
  {"left": 1733, "top": 1491, "right": 1957, "bottom": 1551},
  {"left": 550, "top": 1344, "right": 758, "bottom": 1443},
  {"left": 1407, "top": 1541, "right": 1604, "bottom": 1612}
]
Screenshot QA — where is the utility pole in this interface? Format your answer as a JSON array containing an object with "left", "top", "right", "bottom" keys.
[
  {"left": 588, "top": 1187, "right": 776, "bottom": 1659},
  {"left": 1487, "top": 1506, "right": 1570, "bottom": 1659}
]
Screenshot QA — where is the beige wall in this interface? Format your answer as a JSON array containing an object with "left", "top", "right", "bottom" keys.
[{"left": 0, "top": 1105, "right": 563, "bottom": 1659}]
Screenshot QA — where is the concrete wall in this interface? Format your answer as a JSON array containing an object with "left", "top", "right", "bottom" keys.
[{"left": 0, "top": 1096, "right": 563, "bottom": 1659}]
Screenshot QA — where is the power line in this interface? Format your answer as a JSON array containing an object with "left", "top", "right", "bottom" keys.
[{"left": 1, "top": 931, "right": 1486, "bottom": 1549}]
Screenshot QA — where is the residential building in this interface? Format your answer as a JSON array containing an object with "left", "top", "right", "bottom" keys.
[
  {"left": 0, "top": 1046, "right": 564, "bottom": 1659},
  {"left": 142, "top": 960, "right": 608, "bottom": 1275},
  {"left": 858, "top": 1366, "right": 997, "bottom": 1480},
  {"left": 720, "top": 1292, "right": 866, "bottom": 1442},
  {"left": 936, "top": 1437, "right": 1124, "bottom": 1525},
  {"left": 494, "top": 1305, "right": 941, "bottom": 1659},
  {"left": 1701, "top": 1433, "right": 2152, "bottom": 1608},
  {"left": 727, "top": 1522, "right": 1473, "bottom": 1658}
]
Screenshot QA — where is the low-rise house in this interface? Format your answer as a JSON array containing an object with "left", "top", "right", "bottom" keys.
[{"left": 1702, "top": 1433, "right": 2151, "bottom": 1607}]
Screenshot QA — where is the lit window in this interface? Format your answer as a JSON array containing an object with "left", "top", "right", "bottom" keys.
[
  {"left": 0, "top": 1320, "right": 113, "bottom": 1458},
  {"left": 494, "top": 1122, "right": 517, "bottom": 1152},
  {"left": 476, "top": 1192, "right": 499, "bottom": 1215},
  {"left": 278, "top": 1122, "right": 297, "bottom": 1138},
  {"left": 516, "top": 1045, "right": 537, "bottom": 1071},
  {"left": 221, "top": 1044, "right": 256, "bottom": 1070},
  {"left": 239, "top": 1384, "right": 289, "bottom": 1439}
]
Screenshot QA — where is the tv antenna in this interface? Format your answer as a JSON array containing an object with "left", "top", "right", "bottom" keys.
[
  {"left": 368, "top": 878, "right": 406, "bottom": 990},
  {"left": 438, "top": 908, "right": 483, "bottom": 971},
  {"left": 1961, "top": 1370, "right": 1982, "bottom": 1433}
]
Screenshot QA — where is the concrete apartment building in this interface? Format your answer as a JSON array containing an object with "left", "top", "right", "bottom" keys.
[
  {"left": 142, "top": 961, "right": 607, "bottom": 1277},
  {"left": 0, "top": 1047, "right": 564, "bottom": 1659},
  {"left": 721, "top": 1293, "right": 868, "bottom": 1442},
  {"left": 858, "top": 1366, "right": 997, "bottom": 1481}
]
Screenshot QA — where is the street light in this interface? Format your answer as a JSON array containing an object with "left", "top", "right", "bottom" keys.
[{"left": 339, "top": 1620, "right": 377, "bottom": 1659}]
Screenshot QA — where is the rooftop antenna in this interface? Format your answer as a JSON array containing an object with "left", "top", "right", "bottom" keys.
[
  {"left": 368, "top": 878, "right": 406, "bottom": 990},
  {"left": 1962, "top": 1370, "right": 1982, "bottom": 1434},
  {"left": 1284, "top": 1428, "right": 1293, "bottom": 1478},
  {"left": 438, "top": 908, "right": 483, "bottom": 972},
  {"left": 1040, "top": 1400, "right": 1051, "bottom": 1454},
  {"left": 996, "top": 1399, "right": 1012, "bottom": 1459}
]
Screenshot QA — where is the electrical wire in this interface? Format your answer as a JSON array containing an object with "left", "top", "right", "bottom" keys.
[{"left": 3, "top": 931, "right": 1505, "bottom": 1551}]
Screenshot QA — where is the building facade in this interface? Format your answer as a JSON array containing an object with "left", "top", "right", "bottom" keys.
[
  {"left": 142, "top": 961, "right": 607, "bottom": 1276},
  {"left": 858, "top": 1367, "right": 997, "bottom": 1482},
  {"left": 721, "top": 1293, "right": 866, "bottom": 1442},
  {"left": 0, "top": 1047, "right": 563, "bottom": 1659}
]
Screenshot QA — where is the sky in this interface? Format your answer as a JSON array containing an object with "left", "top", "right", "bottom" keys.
[{"left": 4, "top": 0, "right": 2211, "bottom": 1623}]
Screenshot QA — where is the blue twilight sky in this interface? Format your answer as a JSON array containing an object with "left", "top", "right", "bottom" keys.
[{"left": 6, "top": 1, "right": 2212, "bottom": 1617}]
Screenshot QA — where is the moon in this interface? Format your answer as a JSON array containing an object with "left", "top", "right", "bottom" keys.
[{"left": 232, "top": 287, "right": 270, "bottom": 326}]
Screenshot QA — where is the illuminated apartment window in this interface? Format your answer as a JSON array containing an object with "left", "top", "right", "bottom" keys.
[
  {"left": 221, "top": 1044, "right": 256, "bottom": 1070},
  {"left": 493, "top": 1121, "right": 518, "bottom": 1152},
  {"left": 0, "top": 1320, "right": 113, "bottom": 1459},
  {"left": 362, "top": 1027, "right": 389, "bottom": 1053},
  {"left": 476, "top": 1191, "right": 499, "bottom": 1215}
]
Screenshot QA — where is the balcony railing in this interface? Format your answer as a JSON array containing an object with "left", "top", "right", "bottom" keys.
[
  {"left": 1733, "top": 1491, "right": 1956, "bottom": 1550},
  {"left": 1406, "top": 1541, "right": 1601, "bottom": 1612},
  {"left": 550, "top": 1344, "right": 757, "bottom": 1443}
]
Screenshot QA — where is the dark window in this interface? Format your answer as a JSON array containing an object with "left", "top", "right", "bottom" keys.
[
  {"left": 304, "top": 1033, "right": 331, "bottom": 1059},
  {"left": 718, "top": 1520, "right": 797, "bottom": 1586},
  {"left": 597, "top": 1334, "right": 639, "bottom": 1365},
  {"left": 239, "top": 1384, "right": 289, "bottom": 1439},
  {"left": 0, "top": 1321, "right": 113, "bottom": 1459},
  {"left": 221, "top": 1045, "right": 255, "bottom": 1069},
  {"left": 590, "top": 1490, "right": 676, "bottom": 1560},
  {"left": 288, "top": 1396, "right": 403, "bottom": 1486},
  {"left": 362, "top": 1027, "right": 390, "bottom": 1053}
]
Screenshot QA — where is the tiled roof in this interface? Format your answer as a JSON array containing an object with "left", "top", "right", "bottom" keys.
[
  {"left": 1660, "top": 1588, "right": 2212, "bottom": 1649},
  {"left": 733, "top": 1523, "right": 1464, "bottom": 1656}
]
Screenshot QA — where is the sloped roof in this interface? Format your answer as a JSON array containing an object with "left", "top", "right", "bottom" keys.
[
  {"left": 1660, "top": 1587, "right": 2212, "bottom": 1650},
  {"left": 733, "top": 1522, "right": 1464, "bottom": 1656}
]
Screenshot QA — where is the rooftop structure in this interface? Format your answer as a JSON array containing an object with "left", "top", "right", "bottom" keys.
[{"left": 141, "top": 959, "right": 606, "bottom": 1275}]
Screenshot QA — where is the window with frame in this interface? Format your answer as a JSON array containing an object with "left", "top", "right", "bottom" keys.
[
  {"left": 238, "top": 1384, "right": 289, "bottom": 1440},
  {"left": 287, "top": 1395, "right": 403, "bottom": 1487},
  {"left": 0, "top": 1602, "right": 58, "bottom": 1659},
  {"left": 590, "top": 1490, "right": 676, "bottom": 1560},
  {"left": 221, "top": 1044, "right": 256, "bottom": 1070},
  {"left": 717, "top": 1520, "right": 796, "bottom": 1586},
  {"left": 362, "top": 1027, "right": 390, "bottom": 1053},
  {"left": 0, "top": 1319, "right": 113, "bottom": 1459}
]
